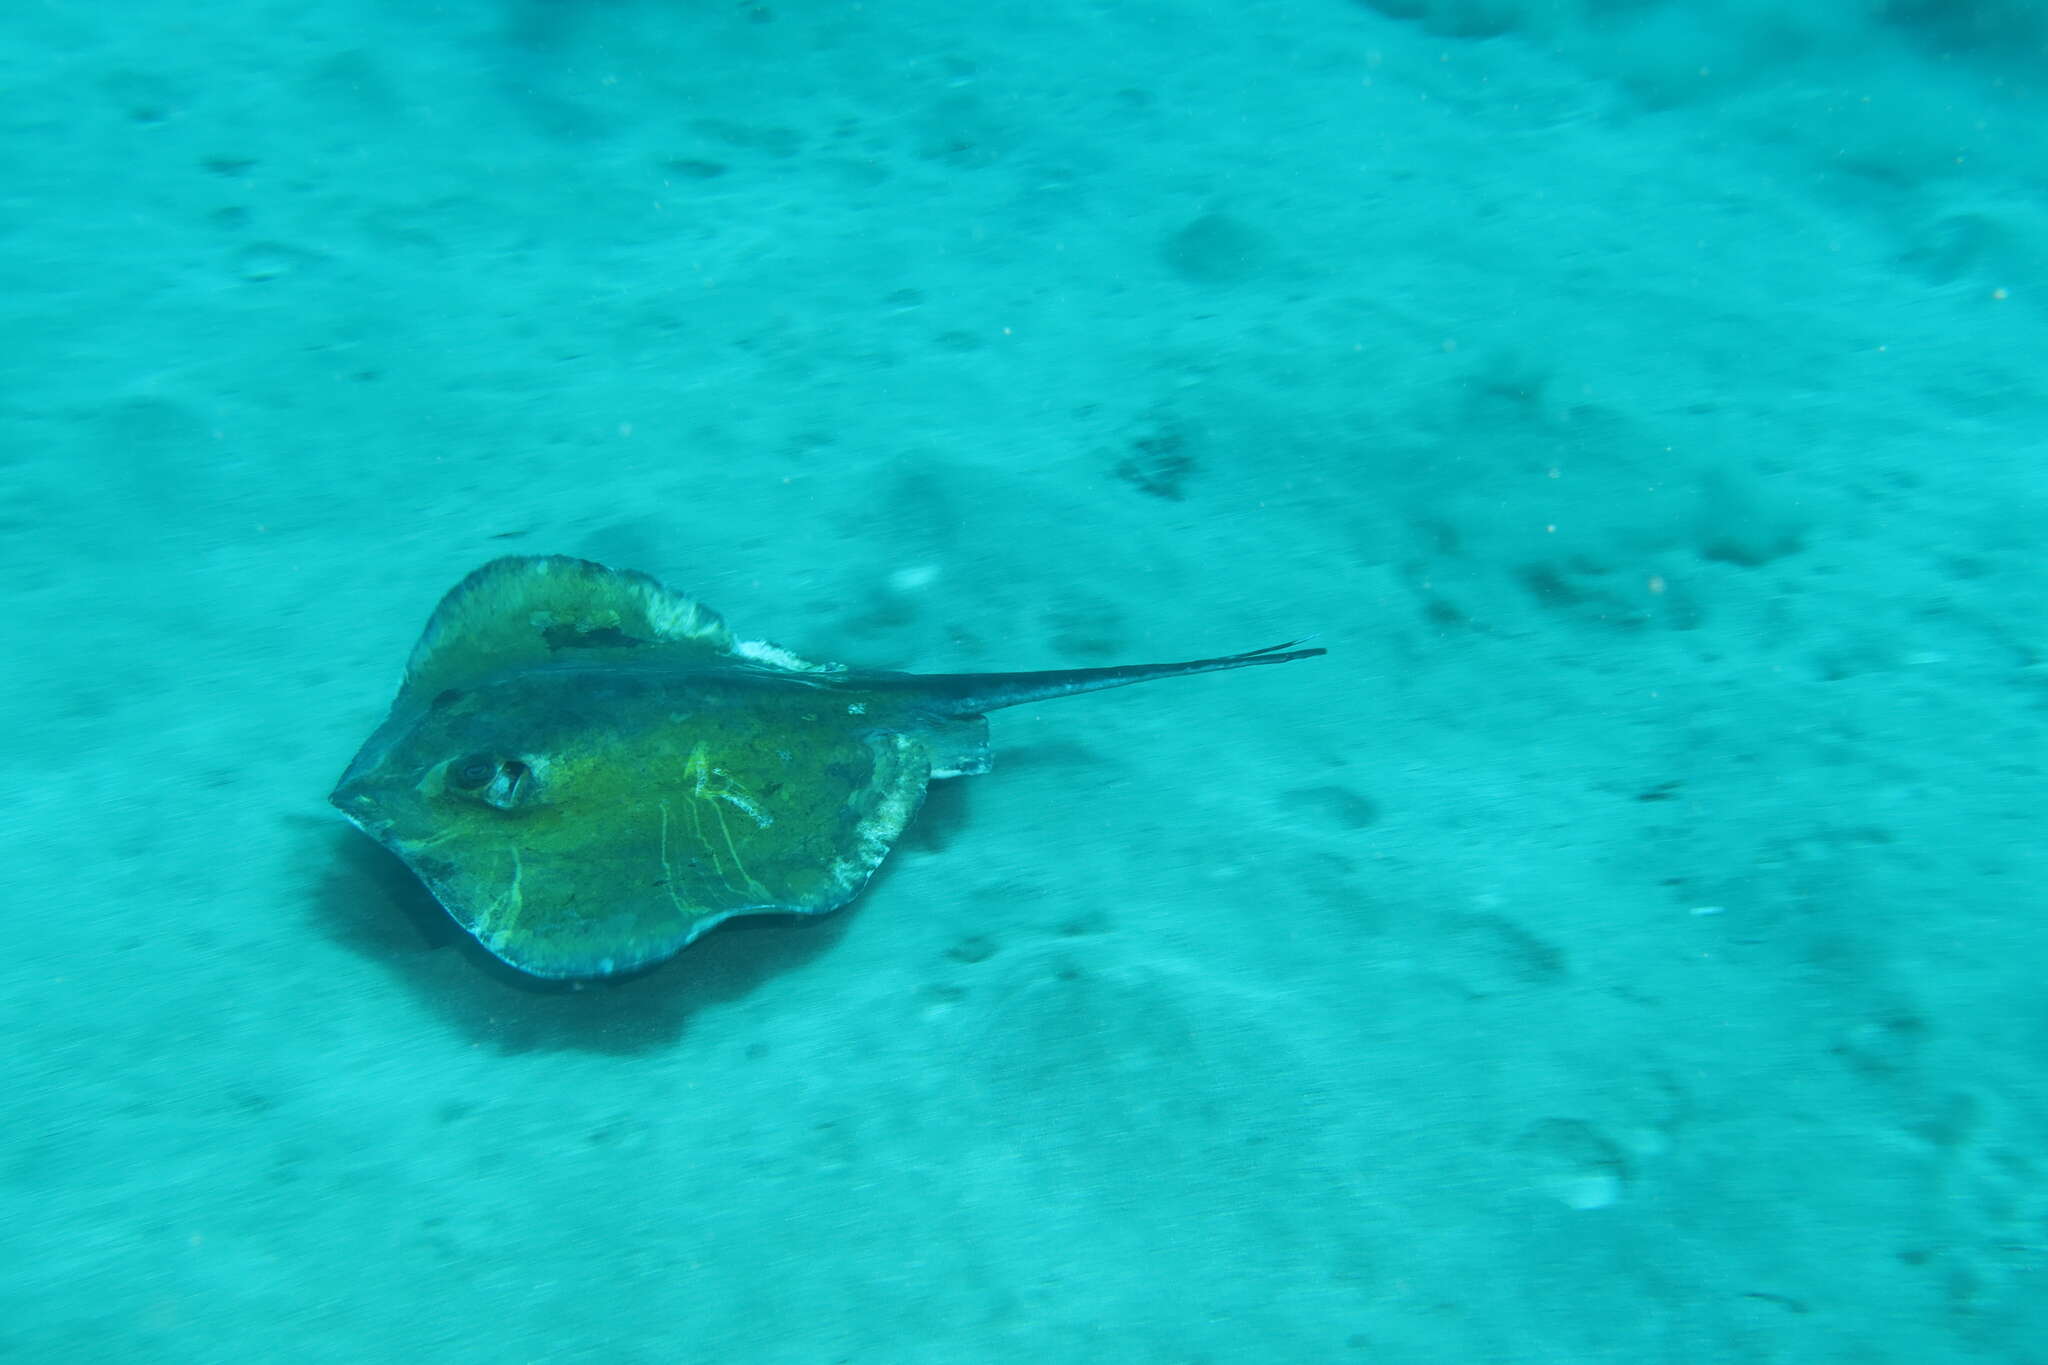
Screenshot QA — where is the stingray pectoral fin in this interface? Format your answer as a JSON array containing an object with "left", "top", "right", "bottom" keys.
[{"left": 383, "top": 703, "right": 932, "bottom": 981}]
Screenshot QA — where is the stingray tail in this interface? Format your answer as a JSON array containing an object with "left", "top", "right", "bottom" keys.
[{"left": 900, "top": 640, "right": 1327, "bottom": 716}]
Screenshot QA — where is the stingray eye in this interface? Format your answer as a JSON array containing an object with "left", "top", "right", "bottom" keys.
[
  {"left": 481, "top": 758, "right": 535, "bottom": 811},
  {"left": 448, "top": 755, "right": 497, "bottom": 790}
]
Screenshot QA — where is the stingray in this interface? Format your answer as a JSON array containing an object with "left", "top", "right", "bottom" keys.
[{"left": 331, "top": 555, "right": 1324, "bottom": 981}]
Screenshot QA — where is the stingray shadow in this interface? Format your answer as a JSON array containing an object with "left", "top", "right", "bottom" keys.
[{"left": 307, "top": 818, "right": 882, "bottom": 1055}]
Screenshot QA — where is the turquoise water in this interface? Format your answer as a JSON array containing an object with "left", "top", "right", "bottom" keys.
[{"left": 3, "top": 1, "right": 2042, "bottom": 1359}]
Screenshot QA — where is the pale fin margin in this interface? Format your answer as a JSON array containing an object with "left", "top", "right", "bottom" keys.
[{"left": 398, "top": 555, "right": 737, "bottom": 701}]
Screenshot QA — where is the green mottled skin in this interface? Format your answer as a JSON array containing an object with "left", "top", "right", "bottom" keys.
[
  {"left": 347, "top": 667, "right": 926, "bottom": 978},
  {"left": 331, "top": 556, "right": 1322, "bottom": 981}
]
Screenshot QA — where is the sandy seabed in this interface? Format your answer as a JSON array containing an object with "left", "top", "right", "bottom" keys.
[{"left": 1, "top": 1, "right": 2042, "bottom": 1360}]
